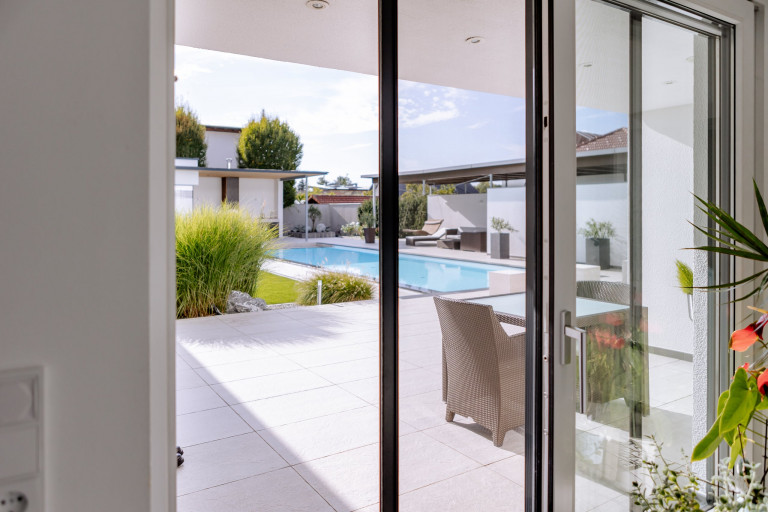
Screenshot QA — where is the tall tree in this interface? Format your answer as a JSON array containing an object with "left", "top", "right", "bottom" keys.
[
  {"left": 175, "top": 104, "right": 207, "bottom": 167},
  {"left": 237, "top": 110, "right": 303, "bottom": 208}
]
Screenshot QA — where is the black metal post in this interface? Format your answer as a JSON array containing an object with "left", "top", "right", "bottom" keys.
[{"left": 379, "top": 0, "right": 399, "bottom": 510}]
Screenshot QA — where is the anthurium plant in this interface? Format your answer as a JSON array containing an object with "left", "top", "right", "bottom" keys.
[{"left": 690, "top": 180, "right": 768, "bottom": 469}]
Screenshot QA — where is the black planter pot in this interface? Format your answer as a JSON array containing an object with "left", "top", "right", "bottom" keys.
[
  {"left": 363, "top": 227, "right": 376, "bottom": 244},
  {"left": 585, "top": 238, "right": 610, "bottom": 269},
  {"left": 490, "top": 232, "right": 510, "bottom": 259}
]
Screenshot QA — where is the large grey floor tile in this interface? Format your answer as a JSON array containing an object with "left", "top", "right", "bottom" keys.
[
  {"left": 399, "top": 390, "right": 453, "bottom": 431},
  {"left": 177, "top": 386, "right": 228, "bottom": 415},
  {"left": 259, "top": 406, "right": 379, "bottom": 465},
  {"left": 211, "top": 369, "right": 332, "bottom": 405},
  {"left": 176, "top": 368, "right": 207, "bottom": 390},
  {"left": 286, "top": 343, "right": 378, "bottom": 368},
  {"left": 294, "top": 443, "right": 379, "bottom": 512},
  {"left": 177, "top": 433, "right": 288, "bottom": 495},
  {"left": 423, "top": 422, "right": 522, "bottom": 465},
  {"left": 177, "top": 407, "right": 252, "bottom": 447},
  {"left": 232, "top": 386, "right": 369, "bottom": 430},
  {"left": 176, "top": 467, "right": 334, "bottom": 512},
  {"left": 487, "top": 455, "right": 525, "bottom": 486},
  {"left": 399, "top": 346, "right": 442, "bottom": 368},
  {"left": 399, "top": 432, "right": 480, "bottom": 493},
  {"left": 195, "top": 356, "right": 302, "bottom": 384},
  {"left": 179, "top": 342, "right": 278, "bottom": 369},
  {"left": 399, "top": 467, "right": 524, "bottom": 511},
  {"left": 339, "top": 377, "right": 379, "bottom": 406},
  {"left": 399, "top": 368, "right": 443, "bottom": 398}
]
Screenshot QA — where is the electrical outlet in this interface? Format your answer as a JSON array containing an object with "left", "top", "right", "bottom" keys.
[{"left": 0, "top": 492, "right": 28, "bottom": 512}]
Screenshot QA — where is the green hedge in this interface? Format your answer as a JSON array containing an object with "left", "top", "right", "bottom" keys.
[{"left": 176, "top": 204, "right": 277, "bottom": 318}]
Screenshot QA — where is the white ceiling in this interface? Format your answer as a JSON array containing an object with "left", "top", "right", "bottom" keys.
[
  {"left": 176, "top": 0, "right": 526, "bottom": 97},
  {"left": 176, "top": 0, "right": 698, "bottom": 110}
]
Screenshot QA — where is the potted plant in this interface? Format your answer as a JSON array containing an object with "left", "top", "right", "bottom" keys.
[
  {"left": 675, "top": 259, "right": 694, "bottom": 320},
  {"left": 578, "top": 218, "right": 616, "bottom": 269},
  {"left": 357, "top": 199, "right": 378, "bottom": 244},
  {"left": 490, "top": 217, "right": 517, "bottom": 259},
  {"left": 308, "top": 205, "right": 322, "bottom": 232}
]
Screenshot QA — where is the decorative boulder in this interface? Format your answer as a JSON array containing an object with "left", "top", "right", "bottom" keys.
[
  {"left": 226, "top": 290, "right": 267, "bottom": 314},
  {"left": 316, "top": 223, "right": 326, "bottom": 233}
]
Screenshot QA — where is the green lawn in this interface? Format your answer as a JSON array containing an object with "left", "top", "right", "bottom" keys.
[{"left": 256, "top": 272, "right": 298, "bottom": 304}]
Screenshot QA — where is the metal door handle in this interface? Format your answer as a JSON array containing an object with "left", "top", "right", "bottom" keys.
[{"left": 561, "top": 310, "right": 587, "bottom": 414}]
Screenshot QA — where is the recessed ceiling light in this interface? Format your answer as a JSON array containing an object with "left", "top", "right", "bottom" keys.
[
  {"left": 465, "top": 36, "right": 485, "bottom": 45},
  {"left": 306, "top": 0, "right": 329, "bottom": 10},
  {"left": 579, "top": 62, "right": 593, "bottom": 68},
  {"left": 663, "top": 80, "right": 676, "bottom": 85}
]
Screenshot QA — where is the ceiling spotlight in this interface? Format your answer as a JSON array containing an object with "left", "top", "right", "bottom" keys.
[
  {"left": 465, "top": 36, "right": 485, "bottom": 45},
  {"left": 306, "top": 0, "right": 329, "bottom": 9},
  {"left": 579, "top": 62, "right": 593, "bottom": 68},
  {"left": 663, "top": 80, "right": 676, "bottom": 85}
]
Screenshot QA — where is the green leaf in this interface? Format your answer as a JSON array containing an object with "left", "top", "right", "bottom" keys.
[
  {"left": 757, "top": 395, "right": 768, "bottom": 410},
  {"left": 728, "top": 433, "right": 744, "bottom": 469},
  {"left": 691, "top": 418, "right": 723, "bottom": 461},
  {"left": 754, "top": 179, "right": 768, "bottom": 238},
  {"left": 720, "top": 368, "right": 758, "bottom": 432}
]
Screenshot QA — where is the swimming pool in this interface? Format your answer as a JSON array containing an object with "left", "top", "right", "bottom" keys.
[{"left": 274, "top": 245, "right": 523, "bottom": 292}]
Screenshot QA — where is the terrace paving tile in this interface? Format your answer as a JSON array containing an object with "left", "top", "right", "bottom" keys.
[
  {"left": 176, "top": 407, "right": 252, "bottom": 447},
  {"left": 258, "top": 406, "right": 380, "bottom": 465},
  {"left": 309, "top": 356, "right": 417, "bottom": 384},
  {"left": 423, "top": 422, "right": 523, "bottom": 465},
  {"left": 211, "top": 369, "right": 332, "bottom": 405},
  {"left": 398, "top": 432, "right": 480, "bottom": 493},
  {"left": 194, "top": 355, "right": 302, "bottom": 385},
  {"left": 176, "top": 433, "right": 287, "bottom": 496},
  {"left": 178, "top": 342, "right": 279, "bottom": 369},
  {"left": 176, "top": 368, "right": 207, "bottom": 390},
  {"left": 285, "top": 342, "right": 378, "bottom": 368},
  {"left": 487, "top": 454, "right": 525, "bottom": 486},
  {"left": 294, "top": 443, "right": 379, "bottom": 512},
  {"left": 231, "top": 386, "right": 369, "bottom": 431},
  {"left": 176, "top": 467, "right": 333, "bottom": 512},
  {"left": 177, "top": 386, "right": 228, "bottom": 415}
]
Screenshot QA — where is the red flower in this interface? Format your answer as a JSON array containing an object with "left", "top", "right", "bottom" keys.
[
  {"left": 740, "top": 362, "right": 750, "bottom": 371},
  {"left": 758, "top": 369, "right": 768, "bottom": 395},
  {"left": 730, "top": 312, "right": 768, "bottom": 352}
]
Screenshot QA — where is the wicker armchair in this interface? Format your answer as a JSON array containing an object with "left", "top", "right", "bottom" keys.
[
  {"left": 576, "top": 280, "right": 631, "bottom": 305},
  {"left": 433, "top": 296, "right": 525, "bottom": 447}
]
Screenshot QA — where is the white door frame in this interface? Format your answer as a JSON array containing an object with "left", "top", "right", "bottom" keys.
[{"left": 545, "top": 0, "right": 756, "bottom": 509}]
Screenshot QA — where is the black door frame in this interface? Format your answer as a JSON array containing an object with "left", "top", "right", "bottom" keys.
[{"left": 377, "top": 1, "right": 546, "bottom": 510}]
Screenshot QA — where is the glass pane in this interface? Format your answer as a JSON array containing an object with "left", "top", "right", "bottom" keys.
[
  {"left": 574, "top": 1, "right": 716, "bottom": 509},
  {"left": 173, "top": 3, "right": 380, "bottom": 509},
  {"left": 397, "top": 0, "right": 527, "bottom": 509}
]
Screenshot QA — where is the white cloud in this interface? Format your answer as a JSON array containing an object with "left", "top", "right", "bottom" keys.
[
  {"left": 467, "top": 120, "right": 489, "bottom": 130},
  {"left": 399, "top": 83, "right": 464, "bottom": 128}
]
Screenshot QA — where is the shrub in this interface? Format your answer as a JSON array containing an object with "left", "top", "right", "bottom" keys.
[
  {"left": 675, "top": 259, "right": 693, "bottom": 295},
  {"left": 176, "top": 104, "right": 207, "bottom": 167},
  {"left": 578, "top": 218, "right": 616, "bottom": 239},
  {"left": 357, "top": 198, "right": 379, "bottom": 228},
  {"left": 176, "top": 204, "right": 277, "bottom": 318},
  {"left": 399, "top": 193, "right": 427, "bottom": 235},
  {"left": 341, "top": 222, "right": 363, "bottom": 236},
  {"left": 296, "top": 270, "right": 374, "bottom": 305}
]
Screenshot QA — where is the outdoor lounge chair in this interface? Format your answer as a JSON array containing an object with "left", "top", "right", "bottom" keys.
[
  {"left": 403, "top": 218, "right": 443, "bottom": 236},
  {"left": 576, "top": 280, "right": 630, "bottom": 305},
  {"left": 405, "top": 227, "right": 447, "bottom": 246},
  {"left": 433, "top": 296, "right": 525, "bottom": 447}
]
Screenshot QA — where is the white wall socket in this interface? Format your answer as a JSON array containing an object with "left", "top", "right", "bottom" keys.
[{"left": 0, "top": 491, "right": 28, "bottom": 512}]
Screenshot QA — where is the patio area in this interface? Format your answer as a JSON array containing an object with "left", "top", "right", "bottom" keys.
[{"left": 175, "top": 296, "right": 526, "bottom": 512}]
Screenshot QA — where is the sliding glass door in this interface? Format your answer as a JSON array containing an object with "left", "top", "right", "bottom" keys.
[{"left": 544, "top": 0, "right": 754, "bottom": 508}]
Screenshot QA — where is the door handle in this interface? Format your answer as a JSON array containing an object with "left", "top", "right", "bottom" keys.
[{"left": 561, "top": 310, "right": 587, "bottom": 414}]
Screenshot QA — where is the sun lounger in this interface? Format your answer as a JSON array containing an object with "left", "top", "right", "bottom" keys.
[
  {"left": 403, "top": 219, "right": 443, "bottom": 236},
  {"left": 405, "top": 227, "right": 448, "bottom": 246}
]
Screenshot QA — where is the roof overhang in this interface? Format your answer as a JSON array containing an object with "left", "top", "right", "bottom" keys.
[
  {"left": 362, "top": 149, "right": 628, "bottom": 186},
  {"left": 177, "top": 167, "right": 327, "bottom": 181}
]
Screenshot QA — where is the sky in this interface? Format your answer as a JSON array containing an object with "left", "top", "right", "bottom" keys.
[{"left": 175, "top": 45, "right": 626, "bottom": 186}]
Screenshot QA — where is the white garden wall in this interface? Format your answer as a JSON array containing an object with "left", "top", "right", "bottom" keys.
[
  {"left": 283, "top": 203, "right": 361, "bottom": 231},
  {"left": 239, "top": 178, "right": 279, "bottom": 220},
  {"left": 487, "top": 185, "right": 527, "bottom": 258},
  {"left": 427, "top": 194, "right": 487, "bottom": 230}
]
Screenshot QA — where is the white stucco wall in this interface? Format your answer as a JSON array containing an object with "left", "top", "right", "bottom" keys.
[
  {"left": 0, "top": 0, "right": 166, "bottom": 509},
  {"left": 575, "top": 175, "right": 629, "bottom": 266},
  {"left": 487, "top": 185, "right": 526, "bottom": 258},
  {"left": 427, "top": 194, "right": 487, "bottom": 230},
  {"left": 239, "top": 178, "right": 278, "bottom": 220},
  {"left": 194, "top": 177, "right": 222, "bottom": 207},
  {"left": 204, "top": 130, "right": 240, "bottom": 168}
]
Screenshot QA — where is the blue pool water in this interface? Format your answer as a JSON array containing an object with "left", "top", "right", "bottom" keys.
[{"left": 274, "top": 245, "right": 522, "bottom": 293}]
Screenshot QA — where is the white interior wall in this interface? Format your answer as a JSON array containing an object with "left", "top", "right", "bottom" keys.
[
  {"left": 0, "top": 0, "right": 164, "bottom": 509},
  {"left": 427, "top": 194, "right": 487, "bottom": 230},
  {"left": 642, "top": 105, "right": 696, "bottom": 355}
]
